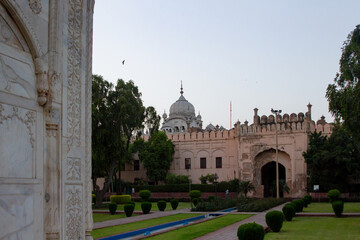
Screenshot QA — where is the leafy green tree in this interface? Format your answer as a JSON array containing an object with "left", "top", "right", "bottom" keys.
[
  {"left": 303, "top": 124, "right": 360, "bottom": 192},
  {"left": 92, "top": 75, "right": 159, "bottom": 204},
  {"left": 144, "top": 106, "right": 161, "bottom": 136},
  {"left": 110, "top": 79, "right": 146, "bottom": 193},
  {"left": 166, "top": 173, "right": 190, "bottom": 184},
  {"left": 133, "top": 131, "right": 175, "bottom": 184},
  {"left": 92, "top": 75, "right": 120, "bottom": 206},
  {"left": 326, "top": 25, "right": 360, "bottom": 145},
  {"left": 302, "top": 131, "right": 328, "bottom": 191}
]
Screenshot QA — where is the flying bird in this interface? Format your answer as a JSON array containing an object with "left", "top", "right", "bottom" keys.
[{"left": 122, "top": 60, "right": 125, "bottom": 65}]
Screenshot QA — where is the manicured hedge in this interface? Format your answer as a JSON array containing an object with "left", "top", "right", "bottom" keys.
[
  {"left": 139, "top": 190, "right": 151, "bottom": 201},
  {"left": 133, "top": 182, "right": 237, "bottom": 193},
  {"left": 124, "top": 203, "right": 135, "bottom": 217},
  {"left": 328, "top": 189, "right": 341, "bottom": 203},
  {"left": 282, "top": 204, "right": 295, "bottom": 221},
  {"left": 108, "top": 202, "right": 117, "bottom": 215},
  {"left": 157, "top": 200, "right": 167, "bottom": 211},
  {"left": 110, "top": 195, "right": 131, "bottom": 204},
  {"left": 237, "top": 222, "right": 264, "bottom": 240},
  {"left": 141, "top": 202, "right": 152, "bottom": 214},
  {"left": 332, "top": 200, "right": 344, "bottom": 217},
  {"left": 265, "top": 211, "right": 284, "bottom": 232},
  {"left": 237, "top": 198, "right": 286, "bottom": 212},
  {"left": 303, "top": 195, "right": 312, "bottom": 205},
  {"left": 194, "top": 198, "right": 237, "bottom": 211},
  {"left": 192, "top": 198, "right": 200, "bottom": 207},
  {"left": 170, "top": 199, "right": 179, "bottom": 210},
  {"left": 291, "top": 200, "right": 304, "bottom": 212},
  {"left": 189, "top": 190, "right": 202, "bottom": 199}
]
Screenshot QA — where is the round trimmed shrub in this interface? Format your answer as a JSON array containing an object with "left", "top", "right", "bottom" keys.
[
  {"left": 298, "top": 199, "right": 304, "bottom": 211},
  {"left": 328, "top": 189, "right": 341, "bottom": 203},
  {"left": 126, "top": 201, "right": 135, "bottom": 206},
  {"left": 237, "top": 222, "right": 265, "bottom": 240},
  {"left": 302, "top": 198, "right": 308, "bottom": 207},
  {"left": 170, "top": 199, "right": 179, "bottom": 210},
  {"left": 265, "top": 211, "right": 284, "bottom": 232},
  {"left": 192, "top": 198, "right": 199, "bottom": 207},
  {"left": 189, "top": 190, "right": 202, "bottom": 199},
  {"left": 141, "top": 201, "right": 152, "bottom": 214},
  {"left": 285, "top": 203, "right": 297, "bottom": 218},
  {"left": 292, "top": 200, "right": 303, "bottom": 212},
  {"left": 208, "top": 195, "right": 215, "bottom": 202},
  {"left": 303, "top": 195, "right": 312, "bottom": 205},
  {"left": 108, "top": 202, "right": 117, "bottom": 215},
  {"left": 110, "top": 195, "right": 131, "bottom": 204},
  {"left": 157, "top": 200, "right": 167, "bottom": 211},
  {"left": 139, "top": 190, "right": 151, "bottom": 201},
  {"left": 332, "top": 200, "right": 344, "bottom": 217},
  {"left": 282, "top": 204, "right": 295, "bottom": 221},
  {"left": 124, "top": 203, "right": 135, "bottom": 217}
]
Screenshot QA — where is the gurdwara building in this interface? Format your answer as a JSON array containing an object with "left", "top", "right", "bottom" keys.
[{"left": 123, "top": 87, "right": 333, "bottom": 198}]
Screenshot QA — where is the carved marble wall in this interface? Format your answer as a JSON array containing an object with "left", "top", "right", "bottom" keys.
[{"left": 0, "top": 0, "right": 94, "bottom": 239}]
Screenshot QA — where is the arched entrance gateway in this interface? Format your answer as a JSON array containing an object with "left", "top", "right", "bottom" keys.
[
  {"left": 253, "top": 149, "right": 292, "bottom": 198},
  {"left": 261, "top": 161, "right": 286, "bottom": 197}
]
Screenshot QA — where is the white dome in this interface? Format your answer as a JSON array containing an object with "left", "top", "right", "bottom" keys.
[{"left": 169, "top": 95, "right": 195, "bottom": 118}]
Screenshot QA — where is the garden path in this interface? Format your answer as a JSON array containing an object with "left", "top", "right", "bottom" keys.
[{"left": 194, "top": 203, "right": 287, "bottom": 240}]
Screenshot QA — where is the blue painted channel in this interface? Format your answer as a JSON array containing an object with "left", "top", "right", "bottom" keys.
[
  {"left": 99, "top": 215, "right": 205, "bottom": 240},
  {"left": 219, "top": 207, "right": 237, "bottom": 212}
]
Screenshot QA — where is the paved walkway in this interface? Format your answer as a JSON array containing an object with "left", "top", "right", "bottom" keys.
[{"left": 194, "top": 203, "right": 287, "bottom": 240}]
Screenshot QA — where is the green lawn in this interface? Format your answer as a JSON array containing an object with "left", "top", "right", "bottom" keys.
[
  {"left": 93, "top": 213, "right": 140, "bottom": 223},
  {"left": 95, "top": 201, "right": 191, "bottom": 212},
  {"left": 265, "top": 217, "right": 360, "bottom": 240},
  {"left": 91, "top": 213, "right": 201, "bottom": 239},
  {"left": 303, "top": 202, "right": 360, "bottom": 213},
  {"left": 147, "top": 214, "right": 253, "bottom": 240}
]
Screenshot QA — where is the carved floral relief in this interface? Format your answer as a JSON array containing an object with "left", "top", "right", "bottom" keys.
[
  {"left": 66, "top": 0, "right": 83, "bottom": 151},
  {"left": 0, "top": 103, "right": 35, "bottom": 178},
  {"left": 65, "top": 185, "right": 83, "bottom": 240},
  {"left": 66, "top": 157, "right": 81, "bottom": 181},
  {"left": 28, "top": 0, "right": 42, "bottom": 15}
]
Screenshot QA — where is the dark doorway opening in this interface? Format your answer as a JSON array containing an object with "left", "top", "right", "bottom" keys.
[{"left": 261, "top": 161, "right": 286, "bottom": 197}]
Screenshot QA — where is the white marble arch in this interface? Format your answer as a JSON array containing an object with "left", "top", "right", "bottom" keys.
[
  {"left": 0, "top": 0, "right": 94, "bottom": 239},
  {"left": 0, "top": 2, "right": 44, "bottom": 240}
]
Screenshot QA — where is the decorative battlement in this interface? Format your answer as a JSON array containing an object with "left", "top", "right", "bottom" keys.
[
  {"left": 237, "top": 121, "right": 312, "bottom": 136},
  {"left": 165, "top": 128, "right": 237, "bottom": 141},
  {"left": 150, "top": 104, "right": 333, "bottom": 141}
]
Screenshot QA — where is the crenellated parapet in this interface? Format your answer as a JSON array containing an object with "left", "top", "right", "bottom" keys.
[
  {"left": 236, "top": 120, "right": 315, "bottom": 136},
  {"left": 316, "top": 116, "right": 333, "bottom": 135},
  {"left": 237, "top": 104, "right": 335, "bottom": 136},
  {"left": 165, "top": 128, "right": 237, "bottom": 142}
]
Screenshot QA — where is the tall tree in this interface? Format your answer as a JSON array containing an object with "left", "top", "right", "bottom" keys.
[
  {"left": 303, "top": 124, "right": 360, "bottom": 192},
  {"left": 92, "top": 75, "right": 120, "bottom": 206},
  {"left": 326, "top": 25, "right": 360, "bottom": 144},
  {"left": 92, "top": 75, "right": 155, "bottom": 204},
  {"left": 133, "top": 131, "right": 175, "bottom": 184},
  {"left": 144, "top": 106, "right": 161, "bottom": 136},
  {"left": 110, "top": 79, "right": 146, "bottom": 193}
]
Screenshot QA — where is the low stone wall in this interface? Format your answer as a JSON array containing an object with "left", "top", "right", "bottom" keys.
[{"left": 309, "top": 192, "right": 350, "bottom": 199}]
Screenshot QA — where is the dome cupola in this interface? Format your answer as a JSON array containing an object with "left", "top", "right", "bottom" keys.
[{"left": 169, "top": 83, "right": 195, "bottom": 119}]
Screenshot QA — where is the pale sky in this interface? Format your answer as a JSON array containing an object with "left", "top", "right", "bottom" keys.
[{"left": 93, "top": 1, "right": 360, "bottom": 129}]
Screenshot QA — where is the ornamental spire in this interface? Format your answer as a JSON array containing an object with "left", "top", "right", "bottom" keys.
[{"left": 180, "top": 80, "right": 184, "bottom": 95}]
